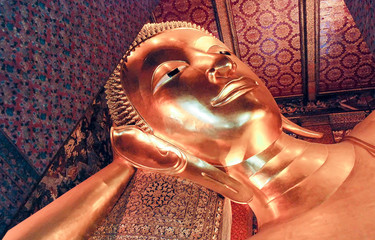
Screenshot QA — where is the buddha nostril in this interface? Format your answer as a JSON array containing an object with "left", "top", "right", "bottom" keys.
[
  {"left": 207, "top": 56, "right": 236, "bottom": 81},
  {"left": 230, "top": 61, "right": 237, "bottom": 72},
  {"left": 206, "top": 67, "right": 216, "bottom": 83},
  {"left": 217, "top": 62, "right": 233, "bottom": 76}
]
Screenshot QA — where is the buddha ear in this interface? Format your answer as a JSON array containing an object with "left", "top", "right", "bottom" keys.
[{"left": 281, "top": 115, "right": 324, "bottom": 139}]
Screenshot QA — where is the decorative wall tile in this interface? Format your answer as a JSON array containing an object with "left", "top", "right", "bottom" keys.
[
  {"left": 0, "top": 0, "right": 159, "bottom": 175},
  {"left": 0, "top": 129, "right": 38, "bottom": 236},
  {"left": 153, "top": 0, "right": 219, "bottom": 39},
  {"left": 344, "top": 0, "right": 375, "bottom": 56},
  {"left": 230, "top": 0, "right": 303, "bottom": 97},
  {"left": 319, "top": 0, "right": 375, "bottom": 92},
  {"left": 9, "top": 88, "right": 113, "bottom": 232}
]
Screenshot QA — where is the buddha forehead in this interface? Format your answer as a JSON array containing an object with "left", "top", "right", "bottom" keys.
[{"left": 126, "top": 28, "right": 228, "bottom": 69}]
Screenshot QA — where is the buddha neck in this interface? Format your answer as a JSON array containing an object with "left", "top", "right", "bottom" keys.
[{"left": 226, "top": 132, "right": 356, "bottom": 227}]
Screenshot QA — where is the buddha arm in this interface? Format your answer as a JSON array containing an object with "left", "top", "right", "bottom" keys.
[{"left": 4, "top": 160, "right": 134, "bottom": 240}]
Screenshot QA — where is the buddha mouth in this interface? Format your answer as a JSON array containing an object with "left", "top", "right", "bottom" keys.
[{"left": 210, "top": 77, "right": 259, "bottom": 107}]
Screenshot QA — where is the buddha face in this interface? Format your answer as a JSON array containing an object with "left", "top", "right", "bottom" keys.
[{"left": 122, "top": 28, "right": 282, "bottom": 166}]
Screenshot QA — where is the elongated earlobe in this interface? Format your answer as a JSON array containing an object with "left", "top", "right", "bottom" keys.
[{"left": 281, "top": 115, "right": 324, "bottom": 139}]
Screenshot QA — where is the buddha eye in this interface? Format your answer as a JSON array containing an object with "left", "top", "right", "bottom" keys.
[
  {"left": 152, "top": 61, "right": 188, "bottom": 95},
  {"left": 219, "top": 51, "right": 231, "bottom": 56},
  {"left": 167, "top": 67, "right": 181, "bottom": 78}
]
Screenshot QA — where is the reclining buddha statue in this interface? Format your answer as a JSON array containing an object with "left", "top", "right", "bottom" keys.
[{"left": 5, "top": 21, "right": 375, "bottom": 239}]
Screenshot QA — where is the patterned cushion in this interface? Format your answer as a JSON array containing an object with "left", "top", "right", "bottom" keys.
[{"left": 89, "top": 170, "right": 224, "bottom": 239}]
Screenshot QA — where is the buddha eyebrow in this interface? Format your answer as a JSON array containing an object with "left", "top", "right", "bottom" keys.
[{"left": 144, "top": 48, "right": 186, "bottom": 69}]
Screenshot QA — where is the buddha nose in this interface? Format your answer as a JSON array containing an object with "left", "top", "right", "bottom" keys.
[{"left": 206, "top": 55, "right": 237, "bottom": 84}]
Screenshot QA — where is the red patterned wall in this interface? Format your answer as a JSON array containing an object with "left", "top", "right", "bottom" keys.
[
  {"left": 153, "top": 0, "right": 219, "bottom": 39},
  {"left": 344, "top": 0, "right": 375, "bottom": 57},
  {"left": 319, "top": 0, "right": 375, "bottom": 92},
  {"left": 230, "top": 0, "right": 303, "bottom": 97}
]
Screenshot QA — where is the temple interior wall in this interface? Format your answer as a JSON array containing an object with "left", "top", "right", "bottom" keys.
[
  {"left": 0, "top": 0, "right": 159, "bottom": 236},
  {"left": 0, "top": 0, "right": 374, "bottom": 238}
]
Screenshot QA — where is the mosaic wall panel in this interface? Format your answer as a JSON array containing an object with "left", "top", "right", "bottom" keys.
[
  {"left": 0, "top": 130, "right": 39, "bottom": 236},
  {"left": 6, "top": 88, "right": 113, "bottom": 236},
  {"left": 230, "top": 0, "right": 303, "bottom": 97},
  {"left": 319, "top": 0, "right": 375, "bottom": 92},
  {"left": 344, "top": 0, "right": 375, "bottom": 56},
  {"left": 153, "top": 0, "right": 219, "bottom": 39},
  {"left": 0, "top": 0, "right": 159, "bottom": 175},
  {"left": 89, "top": 170, "right": 224, "bottom": 239}
]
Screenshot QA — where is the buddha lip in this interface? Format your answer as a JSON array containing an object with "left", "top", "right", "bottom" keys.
[{"left": 210, "top": 77, "right": 259, "bottom": 107}]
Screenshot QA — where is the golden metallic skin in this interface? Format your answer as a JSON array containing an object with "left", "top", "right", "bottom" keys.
[
  {"left": 6, "top": 22, "right": 375, "bottom": 239},
  {"left": 108, "top": 22, "right": 375, "bottom": 238},
  {"left": 118, "top": 25, "right": 283, "bottom": 167},
  {"left": 4, "top": 160, "right": 135, "bottom": 240},
  {"left": 111, "top": 125, "right": 253, "bottom": 203}
]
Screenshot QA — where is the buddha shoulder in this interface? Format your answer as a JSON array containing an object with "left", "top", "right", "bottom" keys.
[{"left": 346, "top": 111, "right": 375, "bottom": 148}]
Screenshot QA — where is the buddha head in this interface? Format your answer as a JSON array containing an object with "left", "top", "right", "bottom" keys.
[{"left": 106, "top": 21, "right": 283, "bottom": 167}]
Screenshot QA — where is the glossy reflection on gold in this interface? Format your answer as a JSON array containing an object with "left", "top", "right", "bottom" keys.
[
  {"left": 107, "top": 23, "right": 375, "bottom": 239},
  {"left": 108, "top": 22, "right": 375, "bottom": 239},
  {"left": 4, "top": 161, "right": 135, "bottom": 240},
  {"left": 6, "top": 22, "right": 375, "bottom": 240},
  {"left": 119, "top": 25, "right": 282, "bottom": 168}
]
